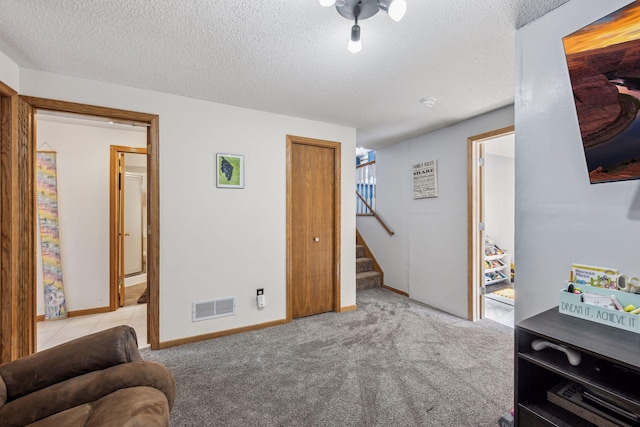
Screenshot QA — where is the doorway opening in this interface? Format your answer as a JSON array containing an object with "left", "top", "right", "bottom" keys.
[
  {"left": 18, "top": 96, "right": 160, "bottom": 354},
  {"left": 467, "top": 126, "right": 515, "bottom": 327},
  {"left": 110, "top": 146, "right": 148, "bottom": 310},
  {"left": 34, "top": 112, "right": 150, "bottom": 350}
]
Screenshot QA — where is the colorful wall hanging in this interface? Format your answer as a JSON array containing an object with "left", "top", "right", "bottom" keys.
[{"left": 36, "top": 151, "right": 68, "bottom": 320}]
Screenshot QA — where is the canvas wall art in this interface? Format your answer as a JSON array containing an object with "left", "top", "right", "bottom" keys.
[{"left": 563, "top": 1, "right": 640, "bottom": 183}]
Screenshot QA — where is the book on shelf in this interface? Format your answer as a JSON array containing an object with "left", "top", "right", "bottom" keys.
[
  {"left": 571, "top": 264, "right": 619, "bottom": 289},
  {"left": 547, "top": 380, "right": 638, "bottom": 427}
]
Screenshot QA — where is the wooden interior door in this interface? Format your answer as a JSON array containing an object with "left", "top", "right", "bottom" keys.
[
  {"left": 110, "top": 145, "right": 146, "bottom": 310},
  {"left": 290, "top": 141, "right": 335, "bottom": 318}
]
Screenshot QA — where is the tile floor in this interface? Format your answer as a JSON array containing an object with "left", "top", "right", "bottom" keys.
[
  {"left": 37, "top": 304, "right": 148, "bottom": 351},
  {"left": 484, "top": 296, "right": 514, "bottom": 328}
]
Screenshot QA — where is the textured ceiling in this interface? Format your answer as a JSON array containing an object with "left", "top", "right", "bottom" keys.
[{"left": 0, "top": 0, "right": 570, "bottom": 149}]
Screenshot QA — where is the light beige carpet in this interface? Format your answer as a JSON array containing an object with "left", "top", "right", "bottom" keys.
[{"left": 142, "top": 288, "right": 514, "bottom": 426}]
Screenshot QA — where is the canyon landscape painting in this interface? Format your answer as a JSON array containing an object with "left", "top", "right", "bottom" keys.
[{"left": 563, "top": 1, "right": 640, "bottom": 183}]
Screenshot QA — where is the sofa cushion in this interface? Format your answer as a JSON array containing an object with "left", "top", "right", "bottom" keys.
[
  {"left": 0, "top": 361, "right": 174, "bottom": 426},
  {"left": 27, "top": 403, "right": 92, "bottom": 427},
  {"left": 0, "top": 325, "right": 141, "bottom": 402},
  {"left": 26, "top": 387, "right": 170, "bottom": 427}
]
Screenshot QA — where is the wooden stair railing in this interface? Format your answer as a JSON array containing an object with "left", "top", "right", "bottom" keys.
[
  {"left": 356, "top": 160, "right": 376, "bottom": 215},
  {"left": 356, "top": 159, "right": 394, "bottom": 236},
  {"left": 356, "top": 191, "right": 394, "bottom": 236}
]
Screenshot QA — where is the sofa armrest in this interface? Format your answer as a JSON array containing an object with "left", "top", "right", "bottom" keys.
[
  {"left": 0, "top": 361, "right": 175, "bottom": 427},
  {"left": 0, "top": 325, "right": 141, "bottom": 402}
]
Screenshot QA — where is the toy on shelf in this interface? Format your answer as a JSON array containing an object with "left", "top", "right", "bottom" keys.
[
  {"left": 484, "top": 236, "right": 509, "bottom": 285},
  {"left": 484, "top": 236, "right": 504, "bottom": 257}
]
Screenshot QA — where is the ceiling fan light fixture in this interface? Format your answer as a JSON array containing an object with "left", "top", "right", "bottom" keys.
[
  {"left": 348, "top": 24, "right": 362, "bottom": 53},
  {"left": 323, "top": 0, "right": 406, "bottom": 53},
  {"left": 379, "top": 0, "right": 407, "bottom": 22}
]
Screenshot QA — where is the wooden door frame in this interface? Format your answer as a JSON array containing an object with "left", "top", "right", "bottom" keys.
[
  {"left": 286, "top": 135, "right": 341, "bottom": 322},
  {"left": 13, "top": 96, "right": 161, "bottom": 351},
  {"left": 110, "top": 146, "right": 147, "bottom": 310},
  {"left": 467, "top": 125, "right": 514, "bottom": 321},
  {"left": 0, "top": 80, "right": 34, "bottom": 362}
]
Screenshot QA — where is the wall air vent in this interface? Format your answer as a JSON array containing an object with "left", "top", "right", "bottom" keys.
[{"left": 192, "top": 297, "right": 236, "bottom": 322}]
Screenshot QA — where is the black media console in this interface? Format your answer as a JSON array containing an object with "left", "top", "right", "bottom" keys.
[{"left": 515, "top": 307, "right": 640, "bottom": 426}]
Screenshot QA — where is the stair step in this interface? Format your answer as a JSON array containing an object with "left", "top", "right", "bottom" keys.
[
  {"left": 356, "top": 271, "right": 382, "bottom": 290},
  {"left": 356, "top": 245, "right": 365, "bottom": 259},
  {"left": 356, "top": 257, "right": 373, "bottom": 273}
]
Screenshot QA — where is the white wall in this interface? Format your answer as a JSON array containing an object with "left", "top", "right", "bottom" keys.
[
  {"left": 358, "top": 105, "right": 514, "bottom": 318},
  {"left": 484, "top": 152, "right": 515, "bottom": 267},
  {"left": 515, "top": 0, "right": 640, "bottom": 322},
  {"left": 20, "top": 69, "right": 356, "bottom": 342},
  {"left": 36, "top": 118, "right": 146, "bottom": 315},
  {"left": 0, "top": 50, "right": 19, "bottom": 91}
]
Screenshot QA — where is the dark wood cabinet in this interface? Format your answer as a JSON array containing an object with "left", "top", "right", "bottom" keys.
[{"left": 515, "top": 308, "right": 640, "bottom": 426}]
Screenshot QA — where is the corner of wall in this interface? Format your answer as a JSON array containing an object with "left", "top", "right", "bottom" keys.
[{"left": 0, "top": 50, "right": 20, "bottom": 91}]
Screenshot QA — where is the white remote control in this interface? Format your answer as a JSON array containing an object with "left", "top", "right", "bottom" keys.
[{"left": 531, "top": 339, "right": 581, "bottom": 366}]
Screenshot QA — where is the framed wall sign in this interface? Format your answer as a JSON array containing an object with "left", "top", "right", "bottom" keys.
[
  {"left": 216, "top": 153, "right": 244, "bottom": 188},
  {"left": 413, "top": 159, "right": 438, "bottom": 199}
]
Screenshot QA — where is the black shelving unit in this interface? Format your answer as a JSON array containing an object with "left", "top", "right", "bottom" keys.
[{"left": 515, "top": 308, "right": 640, "bottom": 426}]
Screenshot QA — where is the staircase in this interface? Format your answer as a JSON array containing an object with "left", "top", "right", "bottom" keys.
[{"left": 356, "top": 244, "right": 382, "bottom": 290}]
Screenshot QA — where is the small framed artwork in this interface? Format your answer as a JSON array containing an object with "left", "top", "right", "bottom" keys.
[{"left": 216, "top": 153, "right": 244, "bottom": 188}]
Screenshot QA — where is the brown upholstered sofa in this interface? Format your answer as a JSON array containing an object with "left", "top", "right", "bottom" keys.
[{"left": 0, "top": 325, "right": 175, "bottom": 426}]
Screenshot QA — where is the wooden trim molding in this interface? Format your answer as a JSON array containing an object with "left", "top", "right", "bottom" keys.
[
  {"left": 0, "top": 81, "right": 17, "bottom": 97},
  {"left": 356, "top": 228, "right": 385, "bottom": 287},
  {"left": 381, "top": 285, "right": 410, "bottom": 297},
  {"left": 4, "top": 96, "right": 37, "bottom": 360},
  {"left": 147, "top": 117, "right": 160, "bottom": 350},
  {"left": 286, "top": 135, "right": 342, "bottom": 321},
  {"left": 10, "top": 96, "right": 161, "bottom": 356},
  {"left": 36, "top": 306, "right": 110, "bottom": 322},
  {"left": 0, "top": 81, "right": 19, "bottom": 362},
  {"left": 109, "top": 145, "right": 147, "bottom": 312},
  {"left": 337, "top": 305, "right": 357, "bottom": 313},
  {"left": 68, "top": 306, "right": 111, "bottom": 318},
  {"left": 21, "top": 97, "right": 156, "bottom": 123},
  {"left": 286, "top": 138, "right": 292, "bottom": 323},
  {"left": 159, "top": 318, "right": 288, "bottom": 349}
]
